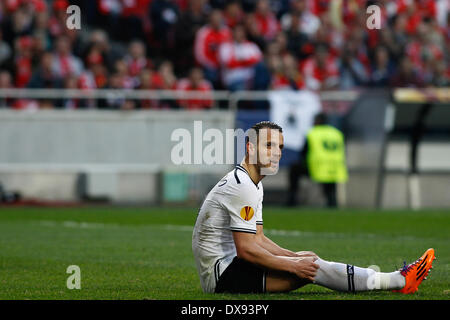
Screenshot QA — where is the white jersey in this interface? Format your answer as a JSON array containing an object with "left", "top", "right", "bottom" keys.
[{"left": 192, "top": 165, "right": 264, "bottom": 293}]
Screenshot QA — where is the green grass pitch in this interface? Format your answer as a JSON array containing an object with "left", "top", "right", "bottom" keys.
[{"left": 0, "top": 206, "right": 448, "bottom": 300}]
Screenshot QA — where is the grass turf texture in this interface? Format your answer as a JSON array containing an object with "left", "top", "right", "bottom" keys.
[{"left": 0, "top": 207, "right": 448, "bottom": 300}]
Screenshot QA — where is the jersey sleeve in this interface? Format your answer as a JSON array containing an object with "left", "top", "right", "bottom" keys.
[
  {"left": 256, "top": 198, "right": 263, "bottom": 226},
  {"left": 222, "top": 177, "right": 259, "bottom": 234}
]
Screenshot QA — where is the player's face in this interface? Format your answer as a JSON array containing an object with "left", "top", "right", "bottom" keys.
[{"left": 256, "top": 128, "right": 284, "bottom": 175}]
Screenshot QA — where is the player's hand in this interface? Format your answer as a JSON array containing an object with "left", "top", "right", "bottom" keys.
[
  {"left": 291, "top": 257, "right": 319, "bottom": 282},
  {"left": 295, "top": 251, "right": 318, "bottom": 259}
]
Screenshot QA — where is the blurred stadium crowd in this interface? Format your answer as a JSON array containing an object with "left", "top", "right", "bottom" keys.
[{"left": 0, "top": 0, "right": 448, "bottom": 110}]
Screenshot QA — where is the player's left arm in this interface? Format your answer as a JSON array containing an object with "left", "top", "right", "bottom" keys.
[{"left": 255, "top": 225, "right": 318, "bottom": 259}]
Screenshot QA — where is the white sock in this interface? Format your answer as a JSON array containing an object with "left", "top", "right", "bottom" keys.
[{"left": 313, "top": 258, "right": 405, "bottom": 292}]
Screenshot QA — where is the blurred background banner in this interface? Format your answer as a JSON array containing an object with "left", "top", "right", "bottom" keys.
[
  {"left": 0, "top": 109, "right": 234, "bottom": 166},
  {"left": 0, "top": 109, "right": 235, "bottom": 204},
  {"left": 269, "top": 90, "right": 321, "bottom": 151}
]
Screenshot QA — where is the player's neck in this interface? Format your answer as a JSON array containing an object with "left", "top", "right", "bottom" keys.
[{"left": 241, "top": 160, "right": 264, "bottom": 185}]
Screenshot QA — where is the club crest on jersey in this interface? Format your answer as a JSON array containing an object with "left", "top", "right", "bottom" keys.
[{"left": 240, "top": 206, "right": 254, "bottom": 221}]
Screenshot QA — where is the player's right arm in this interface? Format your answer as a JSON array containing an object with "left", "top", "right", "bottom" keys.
[
  {"left": 223, "top": 175, "right": 318, "bottom": 281},
  {"left": 232, "top": 231, "right": 319, "bottom": 282}
]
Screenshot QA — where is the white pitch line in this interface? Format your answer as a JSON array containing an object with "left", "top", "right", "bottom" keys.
[
  {"left": 35, "top": 220, "right": 423, "bottom": 241},
  {"left": 158, "top": 224, "right": 429, "bottom": 242},
  {"left": 38, "top": 220, "right": 119, "bottom": 229}
]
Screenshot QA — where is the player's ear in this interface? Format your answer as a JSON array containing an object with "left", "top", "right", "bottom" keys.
[
  {"left": 247, "top": 141, "right": 257, "bottom": 164},
  {"left": 246, "top": 129, "right": 258, "bottom": 164},
  {"left": 247, "top": 140, "right": 254, "bottom": 153}
]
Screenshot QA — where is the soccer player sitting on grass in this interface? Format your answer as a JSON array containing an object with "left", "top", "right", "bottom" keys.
[{"left": 192, "top": 121, "right": 435, "bottom": 294}]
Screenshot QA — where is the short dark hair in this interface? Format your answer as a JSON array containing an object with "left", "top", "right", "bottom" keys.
[
  {"left": 245, "top": 121, "right": 283, "bottom": 144},
  {"left": 251, "top": 121, "right": 283, "bottom": 133}
]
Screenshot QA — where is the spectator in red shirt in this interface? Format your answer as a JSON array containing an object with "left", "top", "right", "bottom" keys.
[
  {"left": 177, "top": 67, "right": 213, "bottom": 110},
  {"left": 311, "top": 0, "right": 329, "bottom": 17},
  {"left": 76, "top": 46, "right": 109, "bottom": 109},
  {"left": 48, "top": 0, "right": 69, "bottom": 38},
  {"left": 124, "top": 40, "right": 153, "bottom": 79},
  {"left": 271, "top": 53, "right": 304, "bottom": 90},
  {"left": 341, "top": 0, "right": 366, "bottom": 27},
  {"left": 14, "top": 36, "right": 33, "bottom": 87},
  {"left": 158, "top": 60, "right": 179, "bottom": 108},
  {"left": 405, "top": 21, "right": 444, "bottom": 75},
  {"left": 80, "top": 46, "right": 109, "bottom": 90},
  {"left": 82, "top": 29, "right": 122, "bottom": 74},
  {"left": 218, "top": 24, "right": 263, "bottom": 91},
  {"left": 136, "top": 68, "right": 162, "bottom": 109},
  {"left": 251, "top": 0, "right": 280, "bottom": 41},
  {"left": 113, "top": 59, "right": 136, "bottom": 89},
  {"left": 402, "top": 0, "right": 437, "bottom": 35},
  {"left": 194, "top": 9, "right": 232, "bottom": 88},
  {"left": 159, "top": 60, "right": 177, "bottom": 90},
  {"left": 51, "top": 35, "right": 84, "bottom": 78},
  {"left": 301, "top": 44, "right": 339, "bottom": 91},
  {"left": 12, "top": 35, "right": 39, "bottom": 109}
]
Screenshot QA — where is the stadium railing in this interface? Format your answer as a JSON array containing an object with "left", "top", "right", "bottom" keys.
[{"left": 0, "top": 88, "right": 361, "bottom": 110}]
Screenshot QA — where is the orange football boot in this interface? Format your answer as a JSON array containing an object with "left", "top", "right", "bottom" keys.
[{"left": 394, "top": 248, "right": 436, "bottom": 294}]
